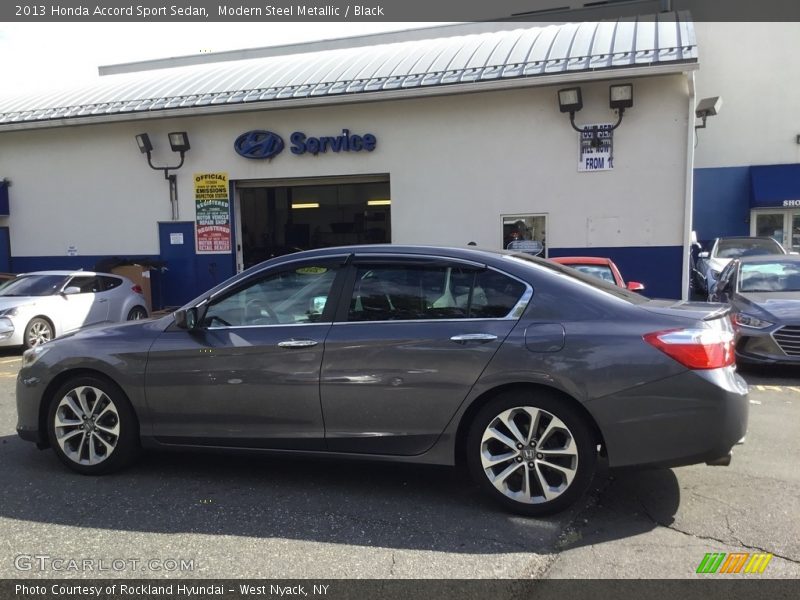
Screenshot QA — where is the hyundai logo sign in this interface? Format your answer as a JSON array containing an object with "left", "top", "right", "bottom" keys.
[{"left": 234, "top": 130, "right": 285, "bottom": 160}]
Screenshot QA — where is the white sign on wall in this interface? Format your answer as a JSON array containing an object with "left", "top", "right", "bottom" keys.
[{"left": 578, "top": 123, "right": 614, "bottom": 172}]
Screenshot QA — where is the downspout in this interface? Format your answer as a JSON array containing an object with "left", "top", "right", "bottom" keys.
[{"left": 682, "top": 70, "right": 697, "bottom": 301}]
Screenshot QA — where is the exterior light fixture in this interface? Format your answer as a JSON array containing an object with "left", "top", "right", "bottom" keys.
[
  {"left": 557, "top": 88, "right": 583, "bottom": 113},
  {"left": 609, "top": 84, "right": 633, "bottom": 110},
  {"left": 135, "top": 131, "right": 191, "bottom": 220},
  {"left": 557, "top": 84, "right": 633, "bottom": 148},
  {"left": 695, "top": 96, "right": 722, "bottom": 130}
]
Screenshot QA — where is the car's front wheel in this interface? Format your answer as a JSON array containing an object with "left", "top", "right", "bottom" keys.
[
  {"left": 24, "top": 317, "right": 54, "bottom": 349},
  {"left": 466, "top": 390, "right": 597, "bottom": 516},
  {"left": 46, "top": 376, "right": 140, "bottom": 475}
]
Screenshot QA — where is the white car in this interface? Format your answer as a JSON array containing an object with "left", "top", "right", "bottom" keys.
[{"left": 0, "top": 271, "right": 148, "bottom": 348}]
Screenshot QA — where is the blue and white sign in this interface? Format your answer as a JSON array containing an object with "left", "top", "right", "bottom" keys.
[
  {"left": 578, "top": 123, "right": 614, "bottom": 172},
  {"left": 234, "top": 130, "right": 284, "bottom": 160},
  {"left": 235, "top": 128, "right": 377, "bottom": 160}
]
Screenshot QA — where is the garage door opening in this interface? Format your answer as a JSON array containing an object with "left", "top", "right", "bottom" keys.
[{"left": 237, "top": 179, "right": 391, "bottom": 270}]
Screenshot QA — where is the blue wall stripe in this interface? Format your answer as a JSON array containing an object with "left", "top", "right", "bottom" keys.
[{"left": 548, "top": 246, "right": 683, "bottom": 299}]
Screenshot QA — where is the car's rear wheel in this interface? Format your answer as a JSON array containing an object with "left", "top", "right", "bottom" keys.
[
  {"left": 24, "top": 317, "right": 54, "bottom": 349},
  {"left": 466, "top": 390, "right": 597, "bottom": 516},
  {"left": 46, "top": 376, "right": 140, "bottom": 475},
  {"left": 126, "top": 306, "right": 148, "bottom": 320}
]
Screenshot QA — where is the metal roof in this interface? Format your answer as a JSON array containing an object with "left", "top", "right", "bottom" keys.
[{"left": 0, "top": 13, "right": 697, "bottom": 129}]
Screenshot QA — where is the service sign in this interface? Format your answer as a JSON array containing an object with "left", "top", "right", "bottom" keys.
[
  {"left": 194, "top": 172, "right": 231, "bottom": 254},
  {"left": 578, "top": 123, "right": 614, "bottom": 172}
]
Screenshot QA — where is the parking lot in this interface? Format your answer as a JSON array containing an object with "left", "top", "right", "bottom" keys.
[{"left": 0, "top": 348, "right": 798, "bottom": 579}]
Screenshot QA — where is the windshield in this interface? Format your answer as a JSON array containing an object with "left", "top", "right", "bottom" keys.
[
  {"left": 0, "top": 274, "right": 68, "bottom": 297},
  {"left": 739, "top": 262, "right": 800, "bottom": 293},
  {"left": 715, "top": 238, "right": 783, "bottom": 259},
  {"left": 508, "top": 254, "right": 648, "bottom": 304}
]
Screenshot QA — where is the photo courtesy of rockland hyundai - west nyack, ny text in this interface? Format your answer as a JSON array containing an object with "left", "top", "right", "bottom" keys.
[{"left": 0, "top": 1, "right": 799, "bottom": 599}]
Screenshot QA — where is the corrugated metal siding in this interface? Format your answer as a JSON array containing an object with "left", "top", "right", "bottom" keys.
[{"left": 0, "top": 13, "right": 696, "bottom": 127}]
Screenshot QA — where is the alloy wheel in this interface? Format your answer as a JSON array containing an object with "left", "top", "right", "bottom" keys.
[
  {"left": 53, "top": 386, "right": 120, "bottom": 466},
  {"left": 26, "top": 320, "right": 52, "bottom": 347},
  {"left": 480, "top": 406, "right": 578, "bottom": 504}
]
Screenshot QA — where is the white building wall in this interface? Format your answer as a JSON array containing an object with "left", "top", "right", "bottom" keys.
[
  {"left": 694, "top": 22, "right": 800, "bottom": 169},
  {"left": 0, "top": 74, "right": 690, "bottom": 258}
]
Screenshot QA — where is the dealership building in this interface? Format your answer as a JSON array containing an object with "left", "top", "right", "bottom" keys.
[{"left": 0, "top": 14, "right": 702, "bottom": 305}]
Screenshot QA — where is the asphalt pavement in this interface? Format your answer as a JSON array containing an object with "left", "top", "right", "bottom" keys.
[{"left": 0, "top": 349, "right": 797, "bottom": 579}]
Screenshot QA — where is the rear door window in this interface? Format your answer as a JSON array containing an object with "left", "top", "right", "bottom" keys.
[{"left": 348, "top": 263, "right": 527, "bottom": 321}]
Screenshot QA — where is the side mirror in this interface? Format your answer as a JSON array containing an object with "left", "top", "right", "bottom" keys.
[
  {"left": 698, "top": 251, "right": 710, "bottom": 259},
  {"left": 626, "top": 281, "right": 645, "bottom": 292},
  {"left": 62, "top": 286, "right": 81, "bottom": 296},
  {"left": 174, "top": 307, "right": 198, "bottom": 330}
]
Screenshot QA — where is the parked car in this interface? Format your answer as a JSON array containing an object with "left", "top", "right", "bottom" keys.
[
  {"left": 696, "top": 236, "right": 788, "bottom": 298},
  {"left": 0, "top": 271, "right": 148, "bottom": 349},
  {"left": 16, "top": 246, "right": 747, "bottom": 516},
  {"left": 710, "top": 255, "right": 800, "bottom": 365},
  {"left": 549, "top": 256, "right": 644, "bottom": 291}
]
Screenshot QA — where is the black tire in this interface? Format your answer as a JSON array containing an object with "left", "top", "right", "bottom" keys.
[
  {"left": 46, "top": 375, "right": 140, "bottom": 475},
  {"left": 126, "top": 306, "right": 148, "bottom": 321},
  {"left": 466, "top": 389, "right": 597, "bottom": 516},
  {"left": 23, "top": 317, "right": 54, "bottom": 349}
]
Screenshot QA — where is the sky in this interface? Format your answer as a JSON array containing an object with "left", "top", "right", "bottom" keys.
[{"left": 0, "top": 22, "right": 442, "bottom": 100}]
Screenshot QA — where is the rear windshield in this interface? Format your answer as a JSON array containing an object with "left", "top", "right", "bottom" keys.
[
  {"left": 716, "top": 238, "right": 783, "bottom": 258},
  {"left": 569, "top": 264, "right": 616, "bottom": 284},
  {"left": 739, "top": 261, "right": 800, "bottom": 292},
  {"left": 506, "top": 254, "right": 649, "bottom": 304},
  {"left": 0, "top": 274, "right": 69, "bottom": 297}
]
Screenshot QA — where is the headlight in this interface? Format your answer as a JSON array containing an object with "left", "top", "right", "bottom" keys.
[
  {"left": 733, "top": 313, "right": 774, "bottom": 330},
  {"left": 0, "top": 307, "right": 19, "bottom": 317},
  {"left": 21, "top": 344, "right": 51, "bottom": 368}
]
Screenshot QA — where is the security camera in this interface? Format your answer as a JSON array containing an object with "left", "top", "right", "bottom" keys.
[{"left": 696, "top": 96, "right": 722, "bottom": 118}]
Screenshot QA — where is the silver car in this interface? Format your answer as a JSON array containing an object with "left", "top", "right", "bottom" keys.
[{"left": 0, "top": 270, "right": 148, "bottom": 348}]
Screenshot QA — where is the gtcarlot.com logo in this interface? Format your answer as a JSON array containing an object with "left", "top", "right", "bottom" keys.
[
  {"left": 696, "top": 552, "right": 772, "bottom": 574},
  {"left": 14, "top": 554, "right": 194, "bottom": 572}
]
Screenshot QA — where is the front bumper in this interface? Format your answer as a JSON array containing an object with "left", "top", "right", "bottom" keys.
[
  {"left": 15, "top": 363, "right": 48, "bottom": 447},
  {"left": 736, "top": 327, "right": 800, "bottom": 365},
  {"left": 587, "top": 367, "right": 748, "bottom": 469}
]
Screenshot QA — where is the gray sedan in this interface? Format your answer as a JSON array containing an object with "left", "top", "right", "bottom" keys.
[
  {"left": 711, "top": 254, "right": 800, "bottom": 365},
  {"left": 16, "top": 246, "right": 748, "bottom": 516}
]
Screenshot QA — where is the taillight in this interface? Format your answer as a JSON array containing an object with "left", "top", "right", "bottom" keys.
[
  {"left": 132, "top": 285, "right": 143, "bottom": 294},
  {"left": 643, "top": 328, "right": 735, "bottom": 370}
]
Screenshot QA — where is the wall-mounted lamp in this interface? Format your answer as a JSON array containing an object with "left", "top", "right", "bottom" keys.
[
  {"left": 695, "top": 96, "right": 722, "bottom": 130},
  {"left": 558, "top": 84, "right": 633, "bottom": 147},
  {"left": 135, "top": 132, "right": 191, "bottom": 220}
]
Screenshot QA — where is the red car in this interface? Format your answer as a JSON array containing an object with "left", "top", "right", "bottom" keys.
[{"left": 550, "top": 257, "right": 645, "bottom": 291}]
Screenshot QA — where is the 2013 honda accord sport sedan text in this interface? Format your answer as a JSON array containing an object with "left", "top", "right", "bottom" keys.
[{"left": 16, "top": 246, "right": 748, "bottom": 516}]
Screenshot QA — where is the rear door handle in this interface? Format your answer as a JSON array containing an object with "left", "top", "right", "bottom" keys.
[
  {"left": 450, "top": 333, "right": 498, "bottom": 344},
  {"left": 278, "top": 339, "right": 319, "bottom": 348},
  {"left": 98, "top": 299, "right": 108, "bottom": 303}
]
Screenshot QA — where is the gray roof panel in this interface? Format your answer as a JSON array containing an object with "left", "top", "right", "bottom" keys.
[{"left": 0, "top": 13, "right": 697, "bottom": 127}]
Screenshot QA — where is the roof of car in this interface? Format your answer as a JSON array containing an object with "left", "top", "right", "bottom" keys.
[
  {"left": 549, "top": 256, "right": 613, "bottom": 266},
  {"left": 17, "top": 270, "right": 111, "bottom": 277},
  {"left": 737, "top": 254, "right": 800, "bottom": 264}
]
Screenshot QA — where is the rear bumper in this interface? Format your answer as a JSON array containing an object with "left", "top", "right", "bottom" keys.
[{"left": 587, "top": 367, "right": 748, "bottom": 469}]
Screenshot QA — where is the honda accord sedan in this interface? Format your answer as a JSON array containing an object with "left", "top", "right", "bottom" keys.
[{"left": 16, "top": 246, "right": 748, "bottom": 516}]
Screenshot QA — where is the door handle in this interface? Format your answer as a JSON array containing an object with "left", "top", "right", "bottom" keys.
[
  {"left": 450, "top": 333, "right": 498, "bottom": 344},
  {"left": 278, "top": 339, "right": 319, "bottom": 348},
  {"left": 98, "top": 299, "right": 108, "bottom": 303}
]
